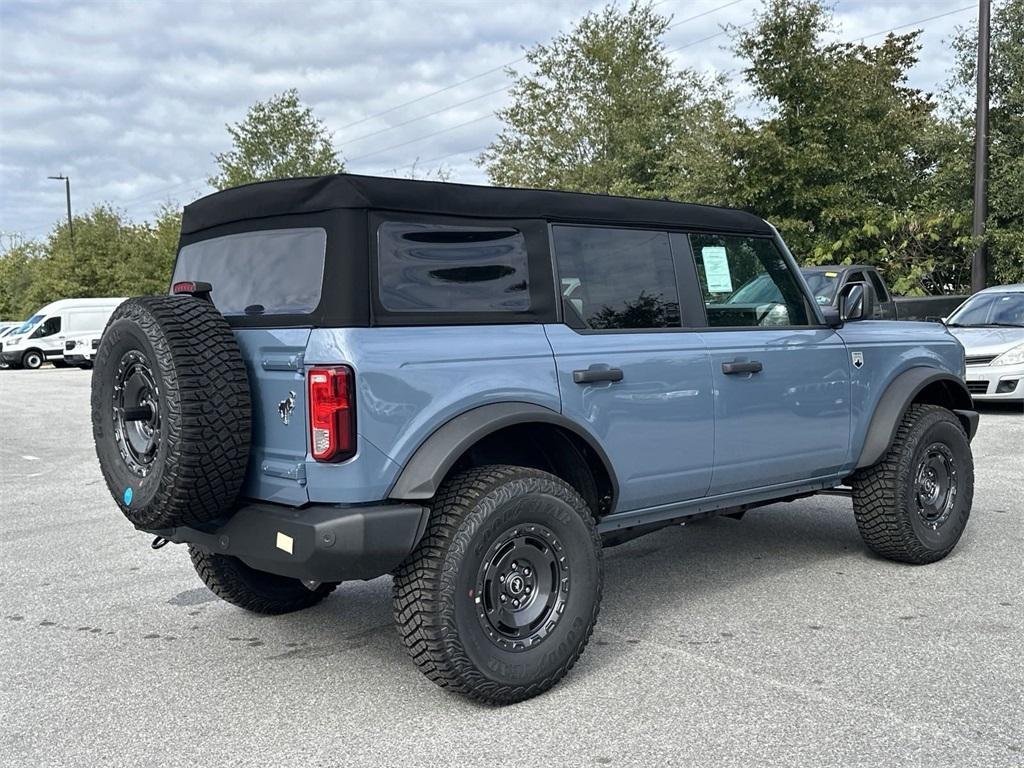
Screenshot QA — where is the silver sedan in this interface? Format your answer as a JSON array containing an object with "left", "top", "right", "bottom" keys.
[{"left": 945, "top": 284, "right": 1024, "bottom": 404}]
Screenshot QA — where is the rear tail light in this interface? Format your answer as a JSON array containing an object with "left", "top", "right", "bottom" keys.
[{"left": 308, "top": 366, "right": 355, "bottom": 462}]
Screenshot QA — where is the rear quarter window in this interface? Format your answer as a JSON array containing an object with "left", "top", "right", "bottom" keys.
[
  {"left": 377, "top": 222, "right": 530, "bottom": 312},
  {"left": 172, "top": 228, "right": 326, "bottom": 316}
]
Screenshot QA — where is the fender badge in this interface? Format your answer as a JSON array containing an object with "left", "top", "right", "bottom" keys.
[
  {"left": 852, "top": 351, "right": 864, "bottom": 369},
  {"left": 278, "top": 390, "right": 296, "bottom": 425}
]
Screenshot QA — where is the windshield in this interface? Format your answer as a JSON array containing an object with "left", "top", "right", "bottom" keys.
[
  {"left": 725, "top": 269, "right": 839, "bottom": 306},
  {"left": 947, "top": 293, "right": 1024, "bottom": 327},
  {"left": 801, "top": 271, "right": 841, "bottom": 305},
  {"left": 15, "top": 314, "right": 43, "bottom": 334}
]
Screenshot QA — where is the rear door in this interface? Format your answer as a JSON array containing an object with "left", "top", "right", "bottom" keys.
[
  {"left": 547, "top": 225, "right": 714, "bottom": 513},
  {"left": 691, "top": 233, "right": 852, "bottom": 494},
  {"left": 173, "top": 226, "right": 330, "bottom": 506}
]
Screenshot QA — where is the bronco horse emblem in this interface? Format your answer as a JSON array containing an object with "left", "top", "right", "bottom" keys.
[{"left": 278, "top": 391, "right": 296, "bottom": 425}]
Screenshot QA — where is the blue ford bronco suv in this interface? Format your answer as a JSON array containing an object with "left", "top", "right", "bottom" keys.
[{"left": 91, "top": 174, "right": 978, "bottom": 704}]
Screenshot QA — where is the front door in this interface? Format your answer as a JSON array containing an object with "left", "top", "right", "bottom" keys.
[
  {"left": 689, "top": 233, "right": 852, "bottom": 494},
  {"left": 547, "top": 225, "right": 714, "bottom": 513}
]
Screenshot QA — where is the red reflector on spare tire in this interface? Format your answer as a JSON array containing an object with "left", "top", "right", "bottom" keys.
[{"left": 308, "top": 366, "right": 355, "bottom": 462}]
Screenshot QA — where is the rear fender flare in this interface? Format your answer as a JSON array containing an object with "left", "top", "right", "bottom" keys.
[{"left": 387, "top": 402, "right": 618, "bottom": 507}]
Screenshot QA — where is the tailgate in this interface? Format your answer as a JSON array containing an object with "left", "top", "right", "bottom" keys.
[{"left": 234, "top": 328, "right": 311, "bottom": 506}]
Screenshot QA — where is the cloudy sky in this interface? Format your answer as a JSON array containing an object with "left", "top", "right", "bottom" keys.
[{"left": 1, "top": 0, "right": 978, "bottom": 242}]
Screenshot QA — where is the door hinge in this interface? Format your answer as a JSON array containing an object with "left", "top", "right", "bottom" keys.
[
  {"left": 261, "top": 352, "right": 304, "bottom": 371},
  {"left": 261, "top": 460, "right": 307, "bottom": 486}
]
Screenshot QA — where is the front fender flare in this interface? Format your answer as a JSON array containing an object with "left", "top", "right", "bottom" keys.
[
  {"left": 387, "top": 402, "right": 618, "bottom": 505},
  {"left": 855, "top": 367, "right": 975, "bottom": 469}
]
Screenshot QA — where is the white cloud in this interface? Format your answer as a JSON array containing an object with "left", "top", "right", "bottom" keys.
[{"left": 0, "top": 0, "right": 975, "bottom": 239}]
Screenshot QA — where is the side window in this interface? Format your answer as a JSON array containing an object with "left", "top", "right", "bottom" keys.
[
  {"left": 846, "top": 270, "right": 865, "bottom": 284},
  {"left": 868, "top": 271, "right": 890, "bottom": 302},
  {"left": 551, "top": 226, "right": 680, "bottom": 330},
  {"left": 690, "top": 234, "right": 810, "bottom": 327},
  {"left": 377, "top": 222, "right": 530, "bottom": 312},
  {"left": 31, "top": 317, "right": 61, "bottom": 338}
]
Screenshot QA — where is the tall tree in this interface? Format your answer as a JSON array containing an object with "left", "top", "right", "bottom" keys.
[
  {"left": 209, "top": 89, "right": 344, "bottom": 190},
  {"left": 947, "top": 0, "right": 1024, "bottom": 286},
  {"left": 731, "top": 2, "right": 941, "bottom": 259},
  {"left": 480, "top": 1, "right": 734, "bottom": 201}
]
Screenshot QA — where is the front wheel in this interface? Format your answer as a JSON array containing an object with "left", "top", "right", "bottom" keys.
[
  {"left": 393, "top": 465, "right": 603, "bottom": 704},
  {"left": 21, "top": 350, "right": 43, "bottom": 369},
  {"left": 851, "top": 404, "right": 974, "bottom": 564}
]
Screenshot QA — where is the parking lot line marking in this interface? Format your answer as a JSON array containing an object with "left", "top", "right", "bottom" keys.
[{"left": 22, "top": 455, "right": 39, "bottom": 461}]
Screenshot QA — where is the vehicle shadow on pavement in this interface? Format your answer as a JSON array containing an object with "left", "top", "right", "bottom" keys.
[{"left": 230, "top": 502, "right": 864, "bottom": 697}]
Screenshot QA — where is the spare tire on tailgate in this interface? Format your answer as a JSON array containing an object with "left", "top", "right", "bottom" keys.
[{"left": 91, "top": 295, "right": 252, "bottom": 530}]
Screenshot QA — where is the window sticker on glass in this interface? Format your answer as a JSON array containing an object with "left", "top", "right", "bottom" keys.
[{"left": 702, "top": 246, "right": 733, "bottom": 293}]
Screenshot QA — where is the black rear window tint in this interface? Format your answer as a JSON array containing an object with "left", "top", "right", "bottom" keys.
[
  {"left": 172, "top": 228, "right": 326, "bottom": 316},
  {"left": 552, "top": 225, "right": 680, "bottom": 330},
  {"left": 377, "top": 222, "right": 530, "bottom": 312}
]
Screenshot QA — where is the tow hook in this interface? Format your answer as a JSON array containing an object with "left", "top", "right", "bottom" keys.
[{"left": 151, "top": 535, "right": 170, "bottom": 550}]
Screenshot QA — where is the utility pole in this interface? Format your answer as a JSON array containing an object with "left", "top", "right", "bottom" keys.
[
  {"left": 47, "top": 174, "right": 74, "bottom": 248},
  {"left": 971, "top": 0, "right": 991, "bottom": 294}
]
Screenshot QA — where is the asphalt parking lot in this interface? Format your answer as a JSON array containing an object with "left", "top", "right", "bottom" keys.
[{"left": 1, "top": 367, "right": 1021, "bottom": 767}]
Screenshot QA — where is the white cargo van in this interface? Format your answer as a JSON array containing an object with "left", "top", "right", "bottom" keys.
[{"left": 0, "top": 298, "right": 126, "bottom": 369}]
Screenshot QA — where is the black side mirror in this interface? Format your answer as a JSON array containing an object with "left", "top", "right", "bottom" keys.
[
  {"left": 840, "top": 283, "right": 869, "bottom": 322},
  {"left": 822, "top": 306, "right": 843, "bottom": 328}
]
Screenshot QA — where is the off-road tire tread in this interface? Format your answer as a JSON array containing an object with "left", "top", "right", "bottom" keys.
[
  {"left": 392, "top": 465, "right": 602, "bottom": 704},
  {"left": 91, "top": 295, "right": 251, "bottom": 529},
  {"left": 851, "top": 403, "right": 972, "bottom": 564},
  {"left": 189, "top": 546, "right": 336, "bottom": 615}
]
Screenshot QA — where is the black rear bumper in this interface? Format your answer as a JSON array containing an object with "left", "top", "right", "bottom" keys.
[{"left": 147, "top": 500, "right": 429, "bottom": 582}]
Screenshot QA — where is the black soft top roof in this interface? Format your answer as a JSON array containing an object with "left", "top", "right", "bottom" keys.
[{"left": 180, "top": 173, "right": 773, "bottom": 236}]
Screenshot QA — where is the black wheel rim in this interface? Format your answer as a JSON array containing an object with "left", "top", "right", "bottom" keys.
[
  {"left": 914, "top": 442, "right": 958, "bottom": 530},
  {"left": 112, "top": 350, "right": 161, "bottom": 477},
  {"left": 474, "top": 523, "right": 569, "bottom": 652}
]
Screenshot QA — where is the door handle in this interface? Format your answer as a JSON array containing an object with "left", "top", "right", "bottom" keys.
[
  {"left": 573, "top": 366, "right": 624, "bottom": 384},
  {"left": 721, "top": 360, "right": 763, "bottom": 375}
]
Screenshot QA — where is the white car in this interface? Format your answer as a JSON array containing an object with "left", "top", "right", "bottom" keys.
[
  {"left": 0, "top": 297, "right": 126, "bottom": 369},
  {"left": 945, "top": 284, "right": 1024, "bottom": 404}
]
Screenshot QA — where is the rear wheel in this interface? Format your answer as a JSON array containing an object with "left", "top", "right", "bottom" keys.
[
  {"left": 21, "top": 350, "right": 43, "bottom": 369},
  {"left": 393, "top": 465, "right": 603, "bottom": 704},
  {"left": 852, "top": 404, "right": 973, "bottom": 564},
  {"left": 189, "top": 546, "right": 337, "bottom": 615}
]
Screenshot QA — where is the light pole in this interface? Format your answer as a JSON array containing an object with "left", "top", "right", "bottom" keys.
[
  {"left": 971, "top": 0, "right": 991, "bottom": 293},
  {"left": 47, "top": 174, "right": 74, "bottom": 246}
]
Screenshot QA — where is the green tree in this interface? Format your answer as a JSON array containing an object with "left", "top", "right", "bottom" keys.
[
  {"left": 0, "top": 204, "right": 183, "bottom": 319},
  {"left": 945, "top": 0, "right": 1024, "bottom": 286},
  {"left": 0, "top": 241, "right": 45, "bottom": 320},
  {"left": 730, "top": 0, "right": 959, "bottom": 288},
  {"left": 113, "top": 205, "right": 182, "bottom": 295},
  {"left": 480, "top": 1, "right": 734, "bottom": 200},
  {"left": 209, "top": 89, "right": 344, "bottom": 190}
]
